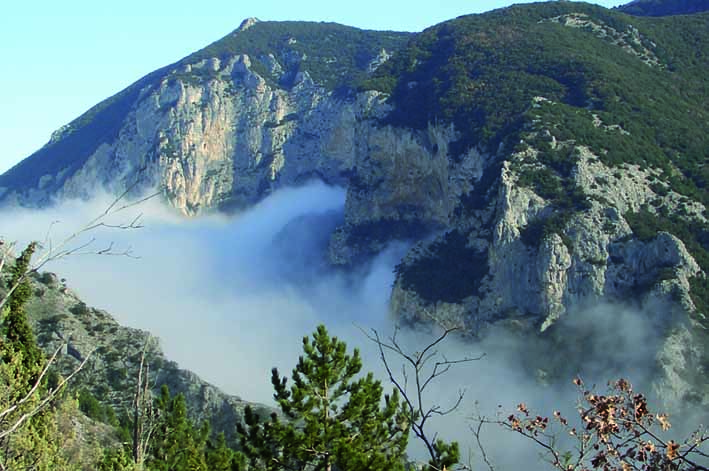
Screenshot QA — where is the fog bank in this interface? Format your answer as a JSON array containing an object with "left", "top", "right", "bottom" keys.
[{"left": 1, "top": 182, "right": 704, "bottom": 469}]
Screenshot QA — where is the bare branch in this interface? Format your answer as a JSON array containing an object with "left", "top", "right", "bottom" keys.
[
  {"left": 0, "top": 172, "right": 159, "bottom": 315},
  {"left": 471, "top": 419, "right": 496, "bottom": 471},
  {"left": 359, "top": 322, "right": 483, "bottom": 470},
  {"left": 488, "top": 378, "right": 709, "bottom": 470}
]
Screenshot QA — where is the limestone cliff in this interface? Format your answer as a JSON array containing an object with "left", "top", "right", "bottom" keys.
[
  {"left": 0, "top": 21, "right": 410, "bottom": 218},
  {"left": 2, "top": 5, "right": 709, "bottom": 408}
]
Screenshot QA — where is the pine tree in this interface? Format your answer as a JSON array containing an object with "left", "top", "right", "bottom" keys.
[
  {"left": 238, "top": 324, "right": 409, "bottom": 471},
  {"left": 0, "top": 242, "right": 75, "bottom": 470},
  {"left": 205, "top": 432, "right": 235, "bottom": 471},
  {"left": 97, "top": 446, "right": 135, "bottom": 471},
  {"left": 2, "top": 242, "right": 44, "bottom": 392},
  {"left": 147, "top": 385, "right": 208, "bottom": 471}
]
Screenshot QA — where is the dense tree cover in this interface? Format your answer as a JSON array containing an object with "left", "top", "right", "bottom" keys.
[
  {"left": 365, "top": 3, "right": 709, "bottom": 206},
  {"left": 96, "top": 385, "right": 244, "bottom": 471},
  {"left": 395, "top": 230, "right": 489, "bottom": 303},
  {"left": 616, "top": 0, "right": 709, "bottom": 16}
]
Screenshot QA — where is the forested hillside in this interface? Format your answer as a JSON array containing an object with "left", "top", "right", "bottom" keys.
[{"left": 617, "top": 0, "right": 709, "bottom": 16}]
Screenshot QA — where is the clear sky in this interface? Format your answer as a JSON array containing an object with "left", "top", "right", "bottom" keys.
[{"left": 0, "top": 0, "right": 623, "bottom": 174}]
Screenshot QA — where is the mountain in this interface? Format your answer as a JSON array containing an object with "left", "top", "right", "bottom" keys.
[
  {"left": 2, "top": 2, "right": 709, "bottom": 408},
  {"left": 0, "top": 19, "right": 410, "bottom": 211},
  {"left": 13, "top": 268, "right": 271, "bottom": 441},
  {"left": 617, "top": 0, "right": 709, "bottom": 16}
]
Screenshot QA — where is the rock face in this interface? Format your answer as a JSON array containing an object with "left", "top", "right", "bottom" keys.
[
  {"left": 0, "top": 23, "right": 411, "bottom": 219},
  {"left": 392, "top": 144, "right": 704, "bottom": 327},
  {"left": 390, "top": 135, "right": 708, "bottom": 410},
  {"left": 2, "top": 8, "right": 708, "bottom": 409},
  {"left": 3, "top": 56, "right": 423, "bottom": 224}
]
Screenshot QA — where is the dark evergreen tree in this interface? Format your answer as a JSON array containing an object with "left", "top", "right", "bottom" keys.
[
  {"left": 147, "top": 385, "right": 208, "bottom": 471},
  {"left": 2, "top": 242, "right": 44, "bottom": 392},
  {"left": 238, "top": 324, "right": 409, "bottom": 471},
  {"left": 1, "top": 242, "right": 75, "bottom": 469},
  {"left": 206, "top": 432, "right": 236, "bottom": 471}
]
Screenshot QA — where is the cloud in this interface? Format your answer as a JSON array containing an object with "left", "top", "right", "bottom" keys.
[{"left": 1, "top": 182, "right": 706, "bottom": 469}]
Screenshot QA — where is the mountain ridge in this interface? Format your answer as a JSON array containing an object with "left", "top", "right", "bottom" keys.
[
  {"left": 616, "top": 0, "right": 709, "bottom": 16},
  {"left": 2, "top": 1, "right": 708, "bottom": 409},
  {"left": 0, "top": 265, "right": 271, "bottom": 442}
]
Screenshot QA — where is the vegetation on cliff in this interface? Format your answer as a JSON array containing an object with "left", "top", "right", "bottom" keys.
[
  {"left": 616, "top": 0, "right": 709, "bottom": 16},
  {"left": 367, "top": 3, "right": 709, "bottom": 206}
]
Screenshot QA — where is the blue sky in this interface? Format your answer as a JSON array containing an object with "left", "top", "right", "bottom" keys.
[{"left": 0, "top": 0, "right": 622, "bottom": 174}]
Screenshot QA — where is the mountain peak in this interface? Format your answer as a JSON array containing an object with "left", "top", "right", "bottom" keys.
[{"left": 238, "top": 17, "right": 260, "bottom": 31}]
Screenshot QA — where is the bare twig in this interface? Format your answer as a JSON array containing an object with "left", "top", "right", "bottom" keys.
[
  {"left": 132, "top": 335, "right": 159, "bottom": 466},
  {"left": 487, "top": 378, "right": 709, "bottom": 470},
  {"left": 471, "top": 420, "right": 495, "bottom": 471},
  {"left": 360, "top": 323, "right": 483, "bottom": 470},
  {"left": 0, "top": 172, "right": 159, "bottom": 313}
]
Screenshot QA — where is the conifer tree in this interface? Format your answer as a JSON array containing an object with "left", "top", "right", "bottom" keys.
[
  {"left": 2, "top": 242, "right": 44, "bottom": 392},
  {"left": 0, "top": 242, "right": 75, "bottom": 469},
  {"left": 238, "top": 324, "right": 409, "bottom": 471},
  {"left": 147, "top": 385, "right": 208, "bottom": 471},
  {"left": 205, "top": 432, "right": 236, "bottom": 471}
]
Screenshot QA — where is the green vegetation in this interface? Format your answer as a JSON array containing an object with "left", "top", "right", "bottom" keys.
[
  {"left": 396, "top": 231, "right": 488, "bottom": 303},
  {"left": 616, "top": 0, "right": 709, "bottom": 16},
  {"left": 364, "top": 3, "right": 709, "bottom": 205},
  {"left": 3, "top": 244, "right": 708, "bottom": 470},
  {"left": 2, "top": 243, "right": 44, "bottom": 386},
  {"left": 520, "top": 212, "right": 575, "bottom": 251},
  {"left": 187, "top": 21, "right": 410, "bottom": 90},
  {"left": 346, "top": 218, "right": 429, "bottom": 253},
  {"left": 238, "top": 324, "right": 409, "bottom": 470},
  {"left": 145, "top": 386, "right": 212, "bottom": 470},
  {"left": 3, "top": 3, "right": 709, "bottom": 466},
  {"left": 515, "top": 146, "right": 590, "bottom": 249},
  {"left": 1, "top": 244, "right": 76, "bottom": 470},
  {"left": 456, "top": 162, "right": 503, "bottom": 214}
]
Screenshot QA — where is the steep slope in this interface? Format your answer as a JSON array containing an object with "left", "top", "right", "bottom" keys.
[
  {"left": 0, "top": 20, "right": 410, "bottom": 212},
  {"left": 352, "top": 3, "right": 708, "bottom": 320},
  {"left": 0, "top": 267, "right": 270, "bottom": 440},
  {"left": 360, "top": 3, "right": 709, "bottom": 407},
  {"left": 2, "top": 2, "right": 709, "bottom": 407},
  {"left": 617, "top": 0, "right": 709, "bottom": 16}
]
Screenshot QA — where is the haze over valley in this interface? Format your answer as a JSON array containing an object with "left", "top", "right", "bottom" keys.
[{"left": 1, "top": 0, "right": 708, "bottom": 469}]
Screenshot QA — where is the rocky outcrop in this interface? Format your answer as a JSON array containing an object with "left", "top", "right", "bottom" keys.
[
  {"left": 388, "top": 124, "right": 707, "bottom": 407},
  {"left": 543, "top": 13, "right": 663, "bottom": 67},
  {"left": 49, "top": 56, "right": 360, "bottom": 214}
]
